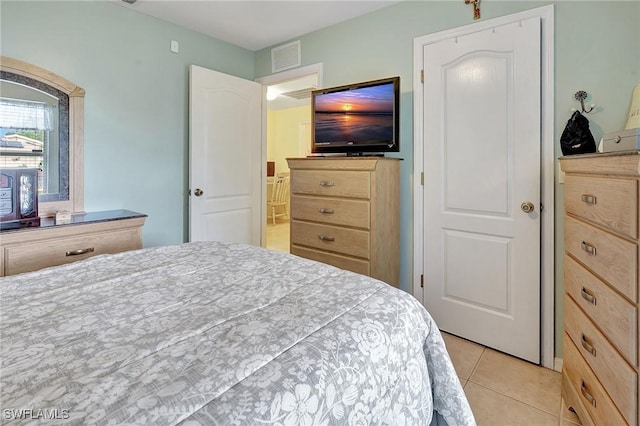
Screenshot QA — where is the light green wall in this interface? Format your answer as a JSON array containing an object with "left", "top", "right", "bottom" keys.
[
  {"left": 255, "top": 1, "right": 640, "bottom": 357},
  {"left": 1, "top": 1, "right": 254, "bottom": 246}
]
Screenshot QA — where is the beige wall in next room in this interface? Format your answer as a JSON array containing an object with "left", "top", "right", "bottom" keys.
[{"left": 267, "top": 105, "right": 312, "bottom": 175}]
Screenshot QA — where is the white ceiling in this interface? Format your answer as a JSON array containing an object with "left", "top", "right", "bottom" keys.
[{"left": 115, "top": 0, "right": 399, "bottom": 52}]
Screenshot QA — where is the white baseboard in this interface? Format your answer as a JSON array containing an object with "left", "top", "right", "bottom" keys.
[{"left": 553, "top": 357, "right": 563, "bottom": 373}]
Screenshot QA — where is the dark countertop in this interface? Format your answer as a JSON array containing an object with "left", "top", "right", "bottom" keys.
[{"left": 1, "top": 209, "right": 147, "bottom": 234}]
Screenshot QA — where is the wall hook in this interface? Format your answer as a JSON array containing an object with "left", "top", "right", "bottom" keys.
[{"left": 574, "top": 90, "right": 596, "bottom": 113}]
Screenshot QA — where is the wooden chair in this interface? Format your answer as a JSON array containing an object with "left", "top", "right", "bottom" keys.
[{"left": 267, "top": 174, "right": 290, "bottom": 225}]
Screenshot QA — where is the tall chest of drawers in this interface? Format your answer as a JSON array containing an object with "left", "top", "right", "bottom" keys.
[
  {"left": 560, "top": 152, "right": 640, "bottom": 426},
  {"left": 286, "top": 157, "right": 400, "bottom": 287}
]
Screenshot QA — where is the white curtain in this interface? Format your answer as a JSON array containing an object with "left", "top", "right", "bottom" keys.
[{"left": 0, "top": 98, "right": 54, "bottom": 131}]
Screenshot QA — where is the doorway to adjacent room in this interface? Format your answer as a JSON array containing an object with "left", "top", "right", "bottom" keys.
[{"left": 259, "top": 66, "right": 321, "bottom": 252}]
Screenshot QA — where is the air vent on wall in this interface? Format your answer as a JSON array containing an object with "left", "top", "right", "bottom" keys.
[
  {"left": 281, "top": 88, "right": 314, "bottom": 100},
  {"left": 271, "top": 41, "right": 301, "bottom": 73}
]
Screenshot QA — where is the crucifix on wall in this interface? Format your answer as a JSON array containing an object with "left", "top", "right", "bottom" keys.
[{"left": 464, "top": 0, "right": 480, "bottom": 20}]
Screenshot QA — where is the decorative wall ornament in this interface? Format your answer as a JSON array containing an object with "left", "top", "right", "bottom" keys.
[{"left": 464, "top": 0, "right": 480, "bottom": 20}]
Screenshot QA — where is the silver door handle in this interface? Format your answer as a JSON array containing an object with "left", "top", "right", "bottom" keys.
[
  {"left": 318, "top": 208, "right": 334, "bottom": 214},
  {"left": 318, "top": 235, "right": 335, "bottom": 242},
  {"left": 319, "top": 180, "right": 335, "bottom": 187}
]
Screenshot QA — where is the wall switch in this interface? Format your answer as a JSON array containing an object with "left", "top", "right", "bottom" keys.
[{"left": 170, "top": 40, "right": 179, "bottom": 53}]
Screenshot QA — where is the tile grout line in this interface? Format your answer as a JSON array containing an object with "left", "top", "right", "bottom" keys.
[
  {"left": 467, "top": 346, "right": 486, "bottom": 380},
  {"left": 466, "top": 347, "right": 564, "bottom": 419},
  {"left": 450, "top": 335, "right": 568, "bottom": 424},
  {"left": 467, "top": 381, "right": 561, "bottom": 423},
  {"left": 466, "top": 374, "right": 564, "bottom": 419}
]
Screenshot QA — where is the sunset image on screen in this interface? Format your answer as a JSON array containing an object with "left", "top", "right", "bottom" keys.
[
  {"left": 314, "top": 84, "right": 394, "bottom": 114},
  {"left": 313, "top": 82, "right": 395, "bottom": 145}
]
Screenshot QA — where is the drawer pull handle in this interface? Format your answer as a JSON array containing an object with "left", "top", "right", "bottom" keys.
[
  {"left": 318, "top": 208, "right": 335, "bottom": 214},
  {"left": 318, "top": 235, "right": 335, "bottom": 242},
  {"left": 580, "top": 333, "right": 597, "bottom": 357},
  {"left": 580, "top": 381, "right": 596, "bottom": 407},
  {"left": 318, "top": 180, "right": 335, "bottom": 187},
  {"left": 581, "top": 194, "right": 597, "bottom": 205},
  {"left": 581, "top": 241, "right": 596, "bottom": 256},
  {"left": 66, "top": 247, "right": 95, "bottom": 257},
  {"left": 580, "top": 287, "right": 597, "bottom": 305}
]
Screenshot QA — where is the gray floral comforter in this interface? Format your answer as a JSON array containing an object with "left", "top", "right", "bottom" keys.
[{"left": 1, "top": 242, "right": 474, "bottom": 426}]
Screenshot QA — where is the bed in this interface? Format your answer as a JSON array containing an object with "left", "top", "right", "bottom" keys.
[{"left": 1, "top": 241, "right": 475, "bottom": 425}]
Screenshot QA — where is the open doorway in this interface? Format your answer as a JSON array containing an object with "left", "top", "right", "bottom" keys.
[{"left": 259, "top": 66, "right": 321, "bottom": 252}]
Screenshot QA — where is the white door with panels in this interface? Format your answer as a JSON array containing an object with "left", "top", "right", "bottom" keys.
[
  {"left": 421, "top": 17, "right": 542, "bottom": 363},
  {"left": 189, "top": 65, "right": 262, "bottom": 245}
]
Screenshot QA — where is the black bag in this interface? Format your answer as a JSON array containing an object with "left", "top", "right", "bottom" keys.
[{"left": 560, "top": 111, "right": 596, "bottom": 155}]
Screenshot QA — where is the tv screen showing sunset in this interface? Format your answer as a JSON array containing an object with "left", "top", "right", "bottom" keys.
[{"left": 313, "top": 82, "right": 395, "bottom": 145}]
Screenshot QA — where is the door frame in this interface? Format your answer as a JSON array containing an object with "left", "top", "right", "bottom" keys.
[
  {"left": 255, "top": 63, "right": 323, "bottom": 247},
  {"left": 412, "top": 5, "right": 555, "bottom": 368}
]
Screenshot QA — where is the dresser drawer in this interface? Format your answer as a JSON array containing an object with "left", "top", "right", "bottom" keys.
[
  {"left": 564, "top": 254, "right": 637, "bottom": 365},
  {"left": 564, "top": 295, "right": 637, "bottom": 424},
  {"left": 291, "top": 220, "right": 369, "bottom": 259},
  {"left": 291, "top": 195, "right": 370, "bottom": 228},
  {"left": 565, "top": 216, "right": 637, "bottom": 302},
  {"left": 291, "top": 170, "right": 370, "bottom": 199},
  {"left": 3, "top": 228, "right": 142, "bottom": 276},
  {"left": 565, "top": 175, "right": 638, "bottom": 239},
  {"left": 291, "top": 245, "right": 370, "bottom": 276},
  {"left": 562, "top": 372, "right": 596, "bottom": 426},
  {"left": 563, "top": 334, "right": 629, "bottom": 426}
]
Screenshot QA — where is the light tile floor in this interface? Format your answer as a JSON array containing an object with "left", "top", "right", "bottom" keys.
[
  {"left": 441, "top": 332, "right": 582, "bottom": 426},
  {"left": 266, "top": 221, "right": 290, "bottom": 253}
]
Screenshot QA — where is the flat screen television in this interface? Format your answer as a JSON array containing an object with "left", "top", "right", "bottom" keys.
[{"left": 311, "top": 76, "right": 399, "bottom": 155}]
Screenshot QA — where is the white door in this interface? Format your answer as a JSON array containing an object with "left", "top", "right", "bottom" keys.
[
  {"left": 189, "top": 65, "right": 262, "bottom": 245},
  {"left": 423, "top": 17, "right": 541, "bottom": 363}
]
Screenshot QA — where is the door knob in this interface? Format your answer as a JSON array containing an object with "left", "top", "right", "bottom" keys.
[
  {"left": 194, "top": 188, "right": 204, "bottom": 197},
  {"left": 521, "top": 201, "right": 535, "bottom": 213}
]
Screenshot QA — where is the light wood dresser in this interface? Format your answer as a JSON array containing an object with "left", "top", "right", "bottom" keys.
[
  {"left": 560, "top": 152, "right": 640, "bottom": 426},
  {"left": 0, "top": 209, "right": 146, "bottom": 277},
  {"left": 287, "top": 157, "right": 400, "bottom": 287}
]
